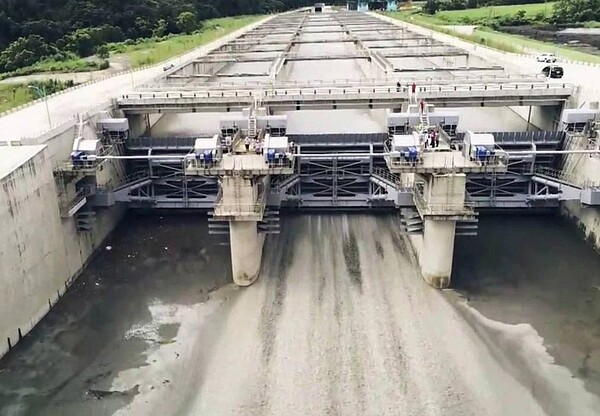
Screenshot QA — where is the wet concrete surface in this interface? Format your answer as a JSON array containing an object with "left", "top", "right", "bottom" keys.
[
  {"left": 1, "top": 213, "right": 600, "bottom": 415},
  {"left": 0, "top": 212, "right": 230, "bottom": 416},
  {"left": 453, "top": 212, "right": 600, "bottom": 398}
]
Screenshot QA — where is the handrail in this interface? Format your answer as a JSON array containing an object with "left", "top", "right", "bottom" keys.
[
  {"left": 143, "top": 73, "right": 546, "bottom": 91},
  {"left": 535, "top": 166, "right": 600, "bottom": 189},
  {"left": 121, "top": 81, "right": 574, "bottom": 102},
  {"left": 58, "top": 187, "right": 89, "bottom": 215},
  {"left": 213, "top": 183, "right": 267, "bottom": 216},
  {"left": 412, "top": 185, "right": 474, "bottom": 216},
  {"left": 372, "top": 166, "right": 401, "bottom": 185}
]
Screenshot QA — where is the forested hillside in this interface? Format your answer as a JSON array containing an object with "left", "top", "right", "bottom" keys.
[{"left": 0, "top": 0, "right": 340, "bottom": 73}]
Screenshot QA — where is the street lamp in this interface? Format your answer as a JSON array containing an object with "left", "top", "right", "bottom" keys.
[{"left": 28, "top": 85, "right": 52, "bottom": 128}]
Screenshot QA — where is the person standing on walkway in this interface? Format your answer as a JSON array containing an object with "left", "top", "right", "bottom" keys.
[
  {"left": 411, "top": 82, "right": 417, "bottom": 95},
  {"left": 244, "top": 136, "right": 250, "bottom": 152},
  {"left": 419, "top": 99, "right": 425, "bottom": 114}
]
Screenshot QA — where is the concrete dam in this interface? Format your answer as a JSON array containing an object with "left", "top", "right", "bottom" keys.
[{"left": 1, "top": 7, "right": 600, "bottom": 416}]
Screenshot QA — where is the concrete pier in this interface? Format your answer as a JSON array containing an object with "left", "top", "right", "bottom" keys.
[
  {"left": 413, "top": 173, "right": 468, "bottom": 288},
  {"left": 229, "top": 221, "right": 264, "bottom": 285},
  {"left": 214, "top": 169, "right": 270, "bottom": 286},
  {"left": 421, "top": 219, "right": 457, "bottom": 288}
]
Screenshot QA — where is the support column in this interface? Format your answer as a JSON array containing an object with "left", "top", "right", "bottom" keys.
[
  {"left": 416, "top": 173, "right": 466, "bottom": 288},
  {"left": 217, "top": 174, "right": 268, "bottom": 286},
  {"left": 229, "top": 221, "right": 265, "bottom": 286},
  {"left": 421, "top": 219, "right": 456, "bottom": 288}
]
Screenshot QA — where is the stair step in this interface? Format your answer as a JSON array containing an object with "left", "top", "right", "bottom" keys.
[{"left": 209, "top": 230, "right": 230, "bottom": 235}]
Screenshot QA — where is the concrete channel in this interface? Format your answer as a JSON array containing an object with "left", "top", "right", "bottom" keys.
[{"left": 0, "top": 7, "right": 599, "bottom": 416}]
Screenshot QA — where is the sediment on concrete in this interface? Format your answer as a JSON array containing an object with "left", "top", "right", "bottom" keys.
[
  {"left": 0, "top": 110, "right": 124, "bottom": 359},
  {"left": 560, "top": 133, "right": 600, "bottom": 253},
  {"left": 561, "top": 203, "right": 600, "bottom": 253}
]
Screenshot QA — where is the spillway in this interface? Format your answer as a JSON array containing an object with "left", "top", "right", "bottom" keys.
[
  {"left": 0, "top": 214, "right": 599, "bottom": 415},
  {"left": 1, "top": 6, "right": 599, "bottom": 416}
]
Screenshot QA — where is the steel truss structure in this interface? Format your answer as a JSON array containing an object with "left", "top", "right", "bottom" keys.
[{"left": 97, "top": 129, "right": 595, "bottom": 212}]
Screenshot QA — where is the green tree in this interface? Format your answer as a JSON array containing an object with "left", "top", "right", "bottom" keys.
[
  {"left": 176, "top": 11, "right": 197, "bottom": 34},
  {"left": 153, "top": 18, "right": 168, "bottom": 38},
  {"left": 553, "top": 0, "right": 600, "bottom": 23},
  {"left": 424, "top": 0, "right": 440, "bottom": 14},
  {"left": 95, "top": 44, "right": 109, "bottom": 59},
  {"left": 0, "top": 35, "right": 54, "bottom": 72},
  {"left": 63, "top": 29, "right": 96, "bottom": 57}
]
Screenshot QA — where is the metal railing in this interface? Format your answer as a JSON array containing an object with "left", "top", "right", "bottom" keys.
[
  {"left": 123, "top": 81, "right": 574, "bottom": 102},
  {"left": 144, "top": 73, "right": 546, "bottom": 91},
  {"left": 213, "top": 184, "right": 267, "bottom": 217},
  {"left": 372, "top": 166, "right": 401, "bottom": 185},
  {"left": 58, "top": 187, "right": 89, "bottom": 216},
  {"left": 535, "top": 166, "right": 600, "bottom": 189}
]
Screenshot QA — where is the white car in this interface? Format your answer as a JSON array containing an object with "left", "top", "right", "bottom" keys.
[{"left": 536, "top": 53, "right": 557, "bottom": 63}]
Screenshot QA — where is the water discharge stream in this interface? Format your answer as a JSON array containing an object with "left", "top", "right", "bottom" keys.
[{"left": 2, "top": 214, "right": 599, "bottom": 415}]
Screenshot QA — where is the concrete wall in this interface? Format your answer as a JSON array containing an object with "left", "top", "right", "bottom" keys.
[
  {"left": 0, "top": 146, "right": 123, "bottom": 357},
  {"left": 0, "top": 105, "right": 125, "bottom": 358},
  {"left": 129, "top": 113, "right": 165, "bottom": 138},
  {"left": 509, "top": 105, "right": 563, "bottom": 131},
  {"left": 561, "top": 137, "right": 600, "bottom": 251}
]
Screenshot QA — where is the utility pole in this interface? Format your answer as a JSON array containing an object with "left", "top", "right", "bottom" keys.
[{"left": 28, "top": 85, "right": 52, "bottom": 128}]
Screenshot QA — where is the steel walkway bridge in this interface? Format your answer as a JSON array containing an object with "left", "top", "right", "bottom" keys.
[{"left": 117, "top": 81, "right": 573, "bottom": 113}]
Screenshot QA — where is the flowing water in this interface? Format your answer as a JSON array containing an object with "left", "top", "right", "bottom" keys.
[{"left": 1, "top": 213, "right": 599, "bottom": 415}]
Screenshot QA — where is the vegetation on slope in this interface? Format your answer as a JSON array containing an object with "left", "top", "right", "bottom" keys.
[
  {"left": 0, "top": 79, "right": 76, "bottom": 113},
  {"left": 424, "top": 0, "right": 600, "bottom": 24},
  {"left": 436, "top": 2, "right": 555, "bottom": 24},
  {"left": 387, "top": 7, "right": 600, "bottom": 63},
  {"left": 0, "top": 1, "right": 345, "bottom": 76},
  {"left": 110, "top": 16, "right": 262, "bottom": 68},
  {"left": 390, "top": 0, "right": 600, "bottom": 63}
]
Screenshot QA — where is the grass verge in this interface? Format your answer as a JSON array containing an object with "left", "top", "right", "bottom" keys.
[
  {"left": 436, "top": 2, "right": 556, "bottom": 23},
  {"left": 0, "top": 80, "right": 76, "bottom": 113},
  {"left": 0, "top": 84, "right": 33, "bottom": 113},
  {"left": 475, "top": 27, "right": 600, "bottom": 63},
  {"left": 385, "top": 10, "right": 600, "bottom": 64},
  {"left": 0, "top": 58, "right": 104, "bottom": 81},
  {"left": 386, "top": 11, "right": 522, "bottom": 53}
]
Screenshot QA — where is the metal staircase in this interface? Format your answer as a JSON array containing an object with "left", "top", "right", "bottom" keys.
[
  {"left": 456, "top": 218, "right": 479, "bottom": 236},
  {"left": 75, "top": 209, "right": 96, "bottom": 232},
  {"left": 399, "top": 208, "right": 423, "bottom": 234},
  {"left": 247, "top": 98, "right": 259, "bottom": 139},
  {"left": 258, "top": 209, "right": 280, "bottom": 234},
  {"left": 207, "top": 208, "right": 281, "bottom": 237},
  {"left": 419, "top": 107, "right": 430, "bottom": 130},
  {"left": 248, "top": 115, "right": 257, "bottom": 139}
]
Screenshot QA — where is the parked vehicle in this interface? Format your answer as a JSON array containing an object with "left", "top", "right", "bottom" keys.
[
  {"left": 536, "top": 53, "right": 557, "bottom": 63},
  {"left": 542, "top": 65, "right": 564, "bottom": 79}
]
